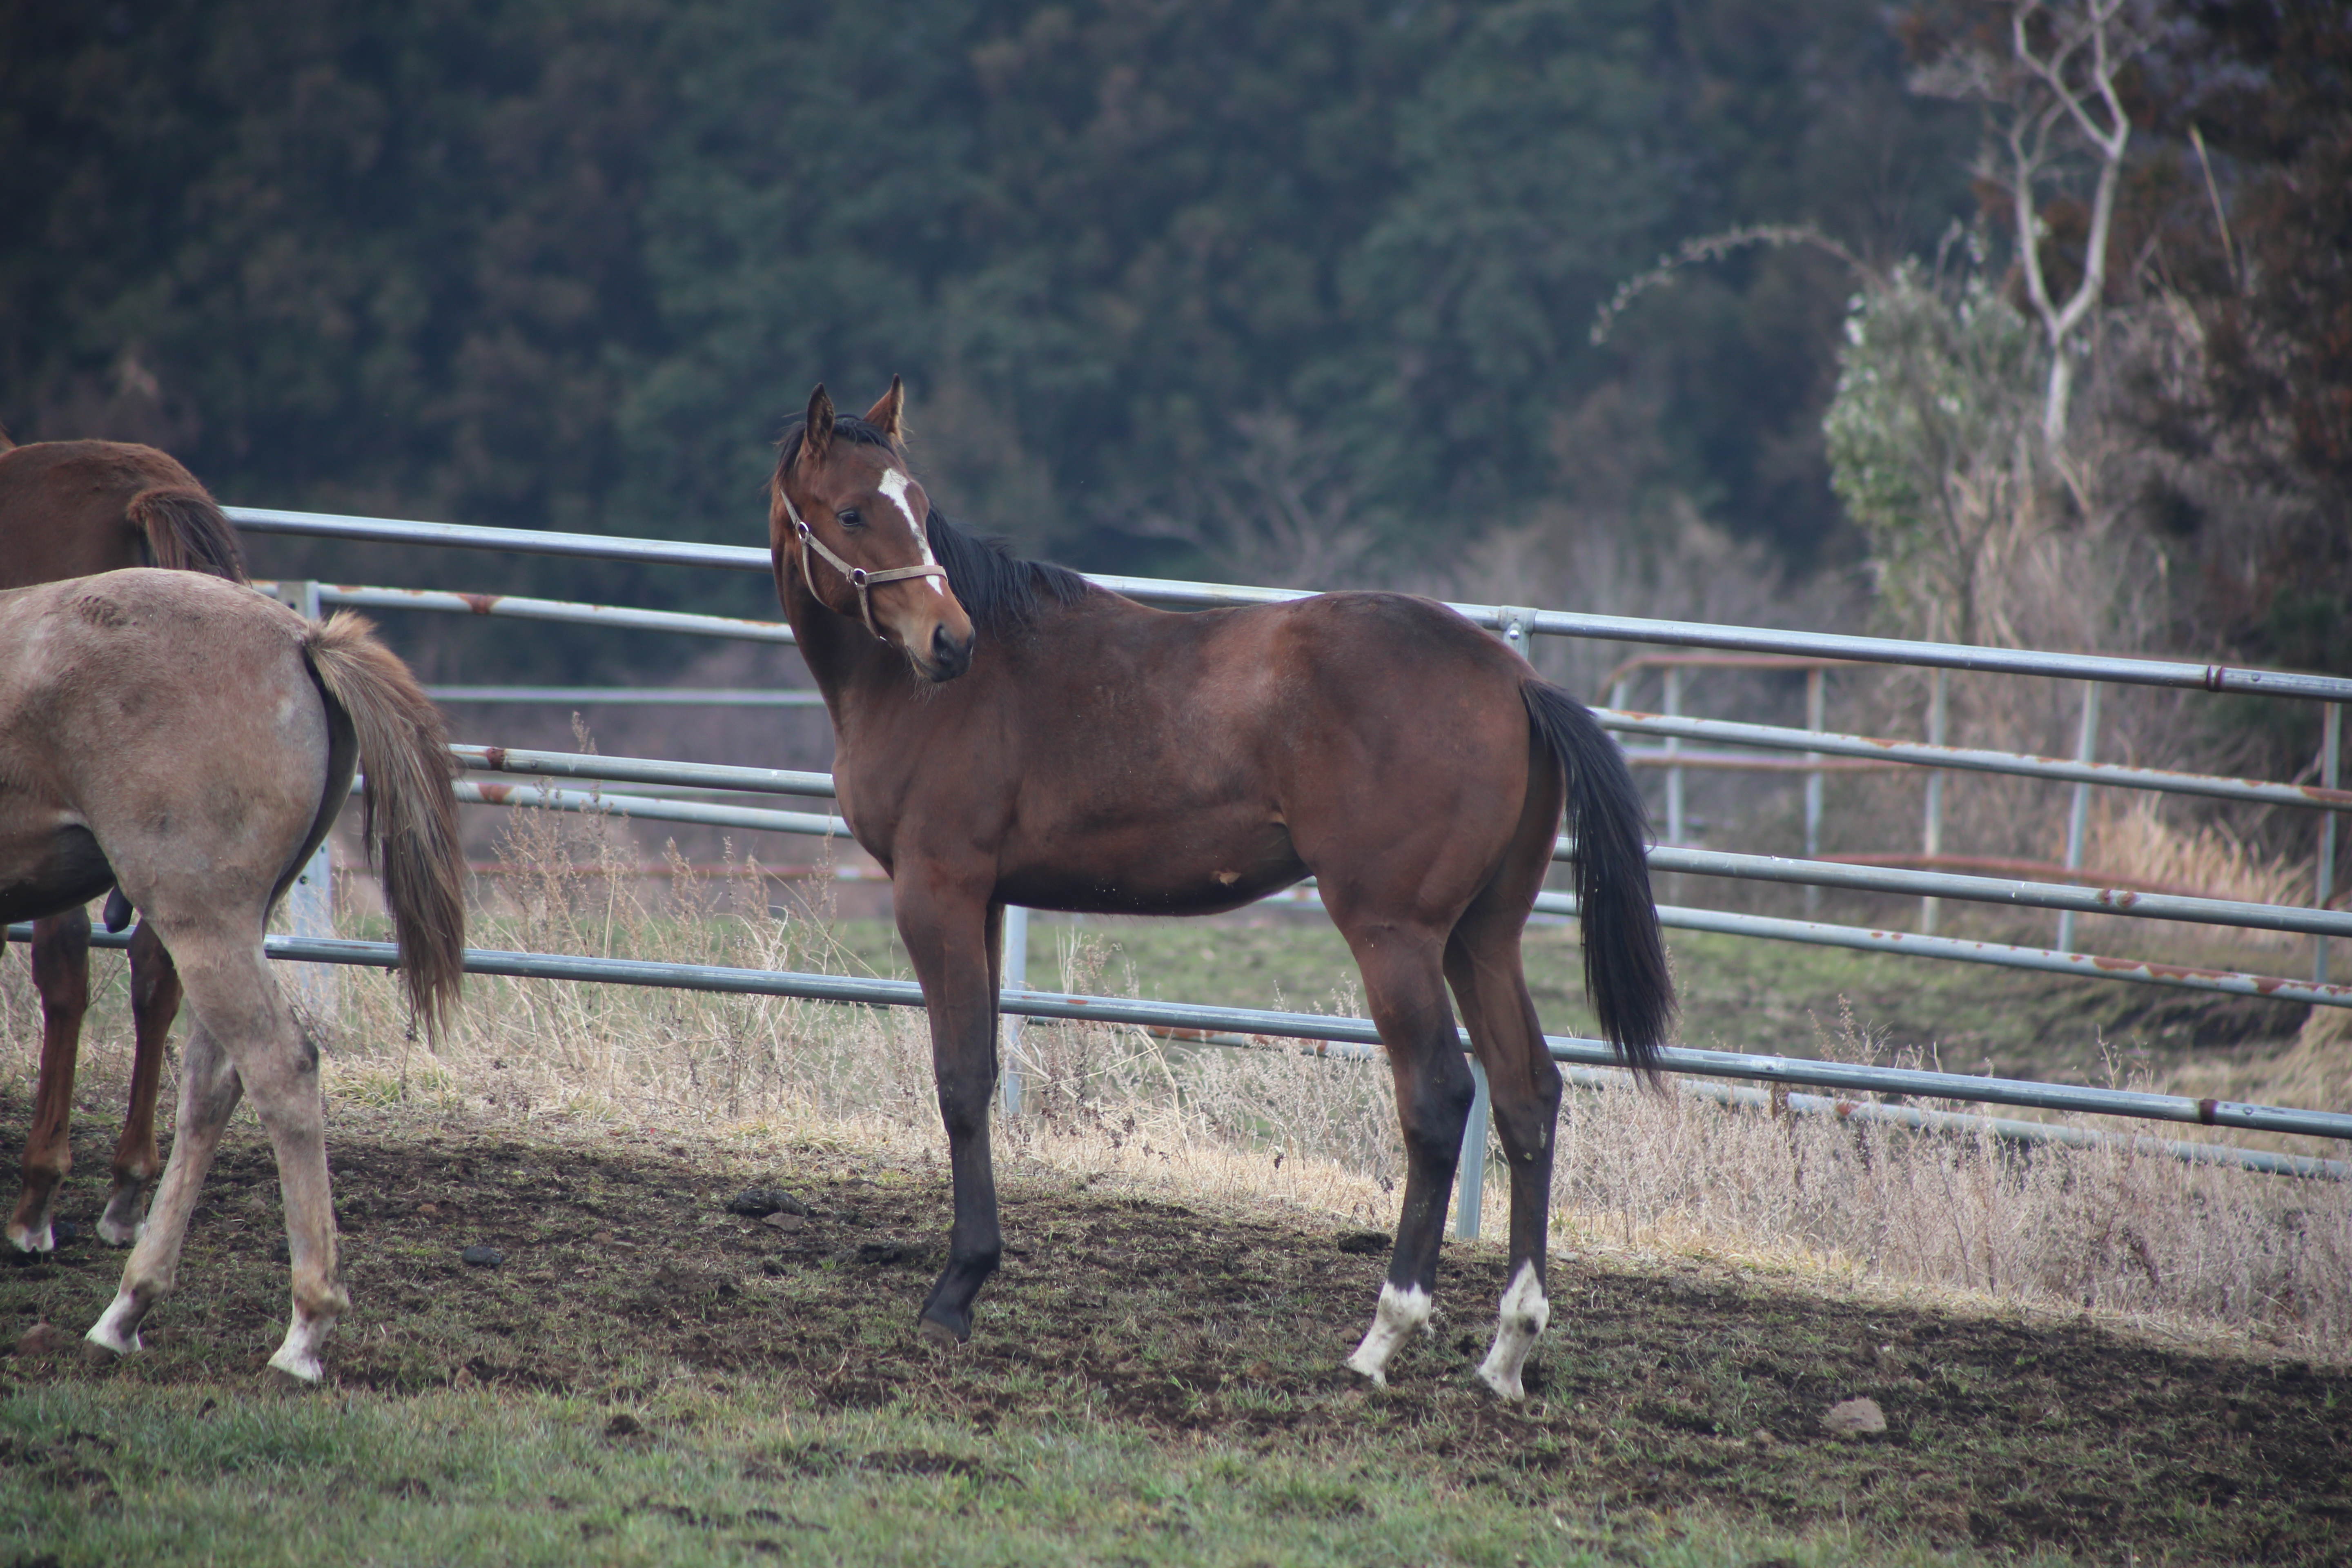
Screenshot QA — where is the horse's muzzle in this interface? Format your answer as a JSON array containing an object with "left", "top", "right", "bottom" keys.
[{"left": 924, "top": 623, "right": 974, "bottom": 682}]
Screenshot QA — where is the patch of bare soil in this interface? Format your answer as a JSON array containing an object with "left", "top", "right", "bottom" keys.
[{"left": 4, "top": 1099, "right": 2347, "bottom": 1562}]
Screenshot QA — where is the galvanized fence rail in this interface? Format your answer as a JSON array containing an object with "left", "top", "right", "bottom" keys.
[
  {"left": 7, "top": 922, "right": 2341, "bottom": 1185},
  {"left": 227, "top": 507, "right": 2352, "bottom": 701},
  {"left": 429, "top": 745, "right": 2352, "bottom": 1007}
]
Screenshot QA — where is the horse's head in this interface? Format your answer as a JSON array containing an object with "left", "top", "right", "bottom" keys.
[{"left": 771, "top": 379, "right": 976, "bottom": 682}]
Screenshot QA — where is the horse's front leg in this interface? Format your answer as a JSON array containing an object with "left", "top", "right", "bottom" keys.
[{"left": 894, "top": 874, "right": 1004, "bottom": 1344}]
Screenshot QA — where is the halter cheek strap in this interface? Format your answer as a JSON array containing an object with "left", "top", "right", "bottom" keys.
[{"left": 779, "top": 485, "right": 951, "bottom": 640}]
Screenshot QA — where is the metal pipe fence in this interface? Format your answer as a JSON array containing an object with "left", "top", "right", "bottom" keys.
[
  {"left": 251, "top": 580, "right": 799, "bottom": 644},
  {"left": 7, "top": 922, "right": 2339, "bottom": 1181},
  {"left": 424, "top": 746, "right": 2352, "bottom": 949},
  {"left": 228, "top": 507, "right": 2352, "bottom": 701},
  {"left": 197, "top": 508, "right": 2352, "bottom": 1226},
  {"left": 417, "top": 753, "right": 2352, "bottom": 1009}
]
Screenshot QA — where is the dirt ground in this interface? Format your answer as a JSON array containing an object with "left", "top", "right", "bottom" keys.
[{"left": 5, "top": 1097, "right": 2349, "bottom": 1564}]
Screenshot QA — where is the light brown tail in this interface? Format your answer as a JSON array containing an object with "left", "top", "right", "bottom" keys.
[
  {"left": 129, "top": 485, "right": 247, "bottom": 581},
  {"left": 303, "top": 612, "right": 465, "bottom": 1037}
]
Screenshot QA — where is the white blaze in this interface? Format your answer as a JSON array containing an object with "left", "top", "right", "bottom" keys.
[
  {"left": 1345, "top": 1281, "right": 1432, "bottom": 1387},
  {"left": 1475, "top": 1260, "right": 1550, "bottom": 1400},
  {"left": 877, "top": 470, "right": 947, "bottom": 597}
]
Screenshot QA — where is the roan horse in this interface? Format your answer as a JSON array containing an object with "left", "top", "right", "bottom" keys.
[
  {"left": 0, "top": 434, "right": 249, "bottom": 1254},
  {"left": 771, "top": 381, "right": 1672, "bottom": 1398},
  {"left": 0, "top": 568, "right": 465, "bottom": 1382}
]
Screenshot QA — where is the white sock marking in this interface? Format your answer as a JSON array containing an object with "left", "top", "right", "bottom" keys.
[
  {"left": 1476, "top": 1260, "right": 1550, "bottom": 1400},
  {"left": 1345, "top": 1281, "right": 1432, "bottom": 1387},
  {"left": 267, "top": 1307, "right": 336, "bottom": 1384},
  {"left": 878, "top": 470, "right": 949, "bottom": 597},
  {"left": 86, "top": 1290, "right": 146, "bottom": 1356}
]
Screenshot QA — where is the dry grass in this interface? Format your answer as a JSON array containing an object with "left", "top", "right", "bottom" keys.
[{"left": 6, "top": 791, "right": 2348, "bottom": 1367}]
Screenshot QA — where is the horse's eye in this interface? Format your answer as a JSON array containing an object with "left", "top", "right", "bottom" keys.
[{"left": 836, "top": 509, "right": 865, "bottom": 529}]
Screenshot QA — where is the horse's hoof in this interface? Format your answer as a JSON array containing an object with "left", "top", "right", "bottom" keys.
[
  {"left": 6, "top": 1223, "right": 53, "bottom": 1256},
  {"left": 76, "top": 1336, "right": 125, "bottom": 1368},
  {"left": 916, "top": 1314, "right": 967, "bottom": 1348},
  {"left": 96, "top": 1198, "right": 147, "bottom": 1248}
]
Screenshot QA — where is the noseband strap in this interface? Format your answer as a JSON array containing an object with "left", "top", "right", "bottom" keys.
[{"left": 779, "top": 486, "right": 950, "bottom": 640}]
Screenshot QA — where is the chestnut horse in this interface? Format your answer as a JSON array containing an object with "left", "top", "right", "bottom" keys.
[
  {"left": 770, "top": 382, "right": 1672, "bottom": 1399},
  {"left": 0, "top": 569, "right": 464, "bottom": 1383},
  {"left": 0, "top": 434, "right": 248, "bottom": 1253}
]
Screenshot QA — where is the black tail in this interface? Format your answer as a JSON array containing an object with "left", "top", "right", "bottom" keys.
[{"left": 1522, "top": 679, "right": 1675, "bottom": 1080}]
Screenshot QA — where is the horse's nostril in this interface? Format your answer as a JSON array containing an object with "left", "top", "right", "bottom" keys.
[{"left": 931, "top": 624, "right": 972, "bottom": 677}]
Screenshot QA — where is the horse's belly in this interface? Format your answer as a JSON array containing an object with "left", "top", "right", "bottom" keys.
[
  {"left": 1000, "top": 814, "right": 1304, "bottom": 916},
  {"left": 0, "top": 822, "right": 115, "bottom": 925}
]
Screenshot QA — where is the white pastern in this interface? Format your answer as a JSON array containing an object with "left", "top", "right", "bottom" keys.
[
  {"left": 85, "top": 1291, "right": 146, "bottom": 1356},
  {"left": 7, "top": 1220, "right": 54, "bottom": 1255},
  {"left": 877, "top": 470, "right": 949, "bottom": 597},
  {"left": 1475, "top": 1260, "right": 1551, "bottom": 1400},
  {"left": 97, "top": 1186, "right": 149, "bottom": 1247},
  {"left": 1344, "top": 1281, "right": 1432, "bottom": 1387},
  {"left": 266, "top": 1309, "right": 336, "bottom": 1385}
]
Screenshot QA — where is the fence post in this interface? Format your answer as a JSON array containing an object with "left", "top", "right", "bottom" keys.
[
  {"left": 1922, "top": 670, "right": 1947, "bottom": 935},
  {"left": 999, "top": 904, "right": 1030, "bottom": 1116},
  {"left": 1664, "top": 666, "right": 1685, "bottom": 848},
  {"left": 2056, "top": 680, "right": 2103, "bottom": 954},
  {"left": 1805, "top": 668, "right": 1825, "bottom": 919},
  {"left": 1452, "top": 1057, "right": 1490, "bottom": 1241},
  {"left": 2320, "top": 703, "right": 2342, "bottom": 985}
]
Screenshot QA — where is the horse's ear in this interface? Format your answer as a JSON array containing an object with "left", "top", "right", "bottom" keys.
[
  {"left": 800, "top": 384, "right": 836, "bottom": 469},
  {"left": 863, "top": 376, "right": 906, "bottom": 445}
]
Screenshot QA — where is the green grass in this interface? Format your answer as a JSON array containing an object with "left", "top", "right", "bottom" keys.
[{"left": 0, "top": 1382, "right": 2000, "bottom": 1568}]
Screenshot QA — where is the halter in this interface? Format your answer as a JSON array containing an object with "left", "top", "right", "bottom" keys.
[{"left": 778, "top": 481, "right": 951, "bottom": 640}]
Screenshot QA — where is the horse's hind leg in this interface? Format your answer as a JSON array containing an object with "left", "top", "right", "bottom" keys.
[
  {"left": 98, "top": 920, "right": 179, "bottom": 1246},
  {"left": 91, "top": 943, "right": 346, "bottom": 1383},
  {"left": 1443, "top": 899, "right": 1563, "bottom": 1401},
  {"left": 9, "top": 909, "right": 92, "bottom": 1253},
  {"left": 87, "top": 1013, "right": 241, "bottom": 1357},
  {"left": 1336, "top": 924, "right": 1474, "bottom": 1387}
]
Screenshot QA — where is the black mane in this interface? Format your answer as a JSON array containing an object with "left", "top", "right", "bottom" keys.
[{"left": 776, "top": 411, "right": 1094, "bottom": 636}]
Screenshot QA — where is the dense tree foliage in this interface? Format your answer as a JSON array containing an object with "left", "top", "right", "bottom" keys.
[{"left": 1, "top": 0, "right": 1978, "bottom": 667}]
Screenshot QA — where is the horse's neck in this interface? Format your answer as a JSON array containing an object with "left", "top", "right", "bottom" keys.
[{"left": 777, "top": 568, "right": 902, "bottom": 731}]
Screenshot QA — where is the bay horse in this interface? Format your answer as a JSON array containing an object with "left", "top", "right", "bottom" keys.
[
  {"left": 0, "top": 434, "right": 248, "bottom": 1254},
  {"left": 0, "top": 569, "right": 464, "bottom": 1383},
  {"left": 770, "top": 382, "right": 1672, "bottom": 1399}
]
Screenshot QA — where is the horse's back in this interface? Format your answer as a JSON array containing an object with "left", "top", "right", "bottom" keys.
[
  {"left": 949, "top": 587, "right": 1546, "bottom": 915},
  {"left": 0, "top": 441, "right": 216, "bottom": 588}
]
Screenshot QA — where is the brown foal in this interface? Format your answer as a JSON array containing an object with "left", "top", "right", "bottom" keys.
[
  {"left": 771, "top": 381, "right": 1673, "bottom": 1398},
  {"left": 0, "top": 570, "right": 464, "bottom": 1382},
  {"left": 0, "top": 435, "right": 248, "bottom": 1253}
]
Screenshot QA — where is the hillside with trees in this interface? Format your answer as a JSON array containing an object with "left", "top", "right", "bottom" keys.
[{"left": 0, "top": 0, "right": 1973, "bottom": 648}]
